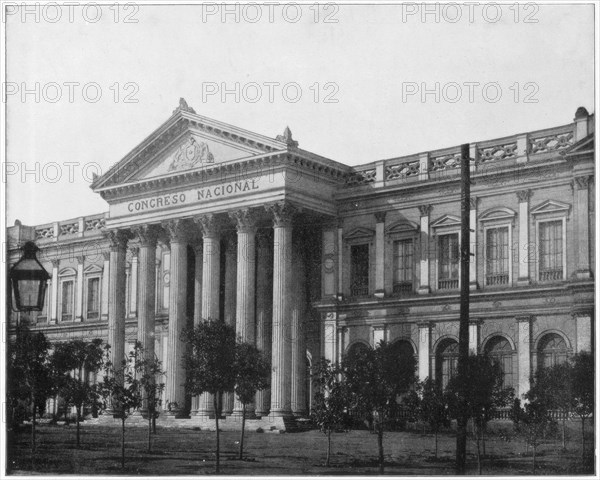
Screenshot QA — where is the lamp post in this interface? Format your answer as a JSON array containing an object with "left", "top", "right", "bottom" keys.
[{"left": 10, "top": 241, "right": 50, "bottom": 312}]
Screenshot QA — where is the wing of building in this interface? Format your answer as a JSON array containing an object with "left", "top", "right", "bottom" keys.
[{"left": 7, "top": 101, "right": 595, "bottom": 430}]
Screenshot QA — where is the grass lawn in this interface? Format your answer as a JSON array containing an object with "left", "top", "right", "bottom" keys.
[{"left": 6, "top": 423, "right": 594, "bottom": 476}]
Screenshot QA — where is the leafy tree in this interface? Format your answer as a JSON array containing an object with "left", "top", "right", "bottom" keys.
[
  {"left": 570, "top": 351, "right": 594, "bottom": 461},
  {"left": 234, "top": 342, "right": 270, "bottom": 460},
  {"left": 530, "top": 362, "right": 573, "bottom": 449},
  {"left": 405, "top": 378, "right": 451, "bottom": 459},
  {"left": 97, "top": 344, "right": 143, "bottom": 469},
  {"left": 7, "top": 326, "right": 56, "bottom": 454},
  {"left": 183, "top": 320, "right": 237, "bottom": 474},
  {"left": 511, "top": 396, "right": 557, "bottom": 473},
  {"left": 447, "top": 354, "right": 514, "bottom": 474},
  {"left": 310, "top": 358, "right": 350, "bottom": 467},
  {"left": 134, "top": 345, "right": 165, "bottom": 453},
  {"left": 51, "top": 339, "right": 105, "bottom": 447},
  {"left": 343, "top": 341, "right": 416, "bottom": 474}
]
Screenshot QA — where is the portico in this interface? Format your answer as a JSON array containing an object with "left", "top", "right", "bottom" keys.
[{"left": 90, "top": 99, "right": 350, "bottom": 427}]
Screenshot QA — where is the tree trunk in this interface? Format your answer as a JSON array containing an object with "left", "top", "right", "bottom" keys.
[
  {"left": 434, "top": 430, "right": 438, "bottom": 459},
  {"left": 31, "top": 396, "right": 36, "bottom": 454},
  {"left": 152, "top": 415, "right": 156, "bottom": 435},
  {"left": 76, "top": 406, "right": 81, "bottom": 448},
  {"left": 326, "top": 428, "right": 331, "bottom": 467},
  {"left": 121, "top": 416, "right": 125, "bottom": 469},
  {"left": 482, "top": 425, "right": 486, "bottom": 457},
  {"left": 532, "top": 443, "right": 536, "bottom": 474},
  {"left": 456, "top": 417, "right": 467, "bottom": 474},
  {"left": 476, "top": 426, "right": 482, "bottom": 475},
  {"left": 581, "top": 417, "right": 585, "bottom": 462},
  {"left": 239, "top": 403, "right": 246, "bottom": 460},
  {"left": 377, "top": 419, "right": 384, "bottom": 474},
  {"left": 214, "top": 395, "right": 220, "bottom": 474},
  {"left": 148, "top": 414, "right": 152, "bottom": 453}
]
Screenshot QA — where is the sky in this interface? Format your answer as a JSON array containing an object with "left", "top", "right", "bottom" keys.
[{"left": 3, "top": 1, "right": 596, "bottom": 227}]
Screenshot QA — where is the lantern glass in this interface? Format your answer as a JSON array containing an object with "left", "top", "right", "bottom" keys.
[{"left": 10, "top": 242, "right": 50, "bottom": 312}]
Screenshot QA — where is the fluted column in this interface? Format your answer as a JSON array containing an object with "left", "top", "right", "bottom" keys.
[
  {"left": 291, "top": 244, "right": 307, "bottom": 417},
  {"left": 162, "top": 219, "right": 189, "bottom": 417},
  {"left": 191, "top": 242, "right": 203, "bottom": 415},
  {"left": 230, "top": 209, "right": 258, "bottom": 416},
  {"left": 194, "top": 214, "right": 222, "bottom": 417},
  {"left": 132, "top": 225, "right": 159, "bottom": 415},
  {"left": 222, "top": 234, "right": 237, "bottom": 415},
  {"left": 255, "top": 231, "right": 273, "bottom": 417},
  {"left": 266, "top": 201, "right": 297, "bottom": 417},
  {"left": 105, "top": 229, "right": 129, "bottom": 412}
]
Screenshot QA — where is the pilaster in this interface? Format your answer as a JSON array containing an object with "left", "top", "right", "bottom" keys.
[
  {"left": 417, "top": 205, "right": 432, "bottom": 294},
  {"left": 516, "top": 190, "right": 533, "bottom": 286}
]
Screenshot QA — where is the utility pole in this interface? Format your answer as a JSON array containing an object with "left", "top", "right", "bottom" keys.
[{"left": 456, "top": 143, "right": 471, "bottom": 474}]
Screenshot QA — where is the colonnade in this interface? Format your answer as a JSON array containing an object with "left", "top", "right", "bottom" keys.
[{"left": 104, "top": 201, "right": 307, "bottom": 419}]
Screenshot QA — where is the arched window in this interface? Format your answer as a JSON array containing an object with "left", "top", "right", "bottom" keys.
[
  {"left": 436, "top": 339, "right": 458, "bottom": 389},
  {"left": 346, "top": 342, "right": 371, "bottom": 361},
  {"left": 485, "top": 336, "right": 514, "bottom": 388},
  {"left": 538, "top": 333, "right": 568, "bottom": 369}
]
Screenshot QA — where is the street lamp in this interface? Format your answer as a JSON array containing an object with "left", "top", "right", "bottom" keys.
[{"left": 10, "top": 241, "right": 50, "bottom": 312}]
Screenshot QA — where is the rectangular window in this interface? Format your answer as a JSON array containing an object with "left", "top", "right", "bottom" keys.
[
  {"left": 438, "top": 233, "right": 459, "bottom": 289},
  {"left": 486, "top": 227, "right": 510, "bottom": 286},
  {"left": 86, "top": 277, "right": 100, "bottom": 320},
  {"left": 350, "top": 244, "right": 369, "bottom": 297},
  {"left": 539, "top": 220, "right": 563, "bottom": 281},
  {"left": 393, "top": 239, "right": 414, "bottom": 294},
  {"left": 61, "top": 280, "right": 74, "bottom": 321}
]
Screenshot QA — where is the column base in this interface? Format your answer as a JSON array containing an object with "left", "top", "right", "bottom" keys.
[
  {"left": 163, "top": 409, "right": 189, "bottom": 419},
  {"left": 373, "top": 289, "right": 385, "bottom": 299},
  {"left": 417, "top": 286, "right": 430, "bottom": 295},
  {"left": 254, "top": 410, "right": 269, "bottom": 418},
  {"left": 517, "top": 278, "right": 530, "bottom": 287},
  {"left": 469, "top": 281, "right": 479, "bottom": 291},
  {"left": 335, "top": 293, "right": 345, "bottom": 301}
]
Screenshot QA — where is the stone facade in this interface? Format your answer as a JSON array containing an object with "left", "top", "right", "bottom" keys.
[{"left": 7, "top": 102, "right": 595, "bottom": 429}]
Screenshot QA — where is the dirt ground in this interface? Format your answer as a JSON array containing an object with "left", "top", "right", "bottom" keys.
[{"left": 6, "top": 423, "right": 595, "bottom": 476}]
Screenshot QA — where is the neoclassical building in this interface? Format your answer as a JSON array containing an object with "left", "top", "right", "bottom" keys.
[{"left": 7, "top": 101, "right": 595, "bottom": 430}]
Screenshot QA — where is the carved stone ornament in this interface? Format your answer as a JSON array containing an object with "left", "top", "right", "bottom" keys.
[
  {"left": 162, "top": 219, "right": 189, "bottom": 243},
  {"left": 194, "top": 214, "right": 221, "bottom": 238},
  {"left": 172, "top": 97, "right": 196, "bottom": 115},
  {"left": 516, "top": 189, "right": 533, "bottom": 203},
  {"left": 276, "top": 126, "right": 299, "bottom": 148},
  {"left": 229, "top": 208, "right": 259, "bottom": 233},
  {"left": 168, "top": 137, "right": 214, "bottom": 172},
  {"left": 374, "top": 211, "right": 387, "bottom": 223},
  {"left": 105, "top": 229, "right": 130, "bottom": 251},
  {"left": 418, "top": 204, "right": 433, "bottom": 216},
  {"left": 574, "top": 175, "right": 591, "bottom": 190},
  {"left": 265, "top": 201, "right": 298, "bottom": 228},
  {"left": 131, "top": 224, "right": 160, "bottom": 247}
]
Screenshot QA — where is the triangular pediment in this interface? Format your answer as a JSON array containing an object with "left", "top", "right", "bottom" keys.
[
  {"left": 129, "top": 132, "right": 262, "bottom": 181},
  {"left": 344, "top": 227, "right": 375, "bottom": 241},
  {"left": 531, "top": 200, "right": 571, "bottom": 215},
  {"left": 91, "top": 102, "right": 295, "bottom": 190},
  {"left": 431, "top": 214, "right": 461, "bottom": 229}
]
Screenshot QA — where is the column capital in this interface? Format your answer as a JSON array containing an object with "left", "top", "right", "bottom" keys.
[
  {"left": 129, "top": 246, "right": 139, "bottom": 257},
  {"left": 516, "top": 189, "right": 533, "bottom": 203},
  {"left": 229, "top": 208, "right": 260, "bottom": 234},
  {"left": 105, "top": 229, "right": 131, "bottom": 251},
  {"left": 515, "top": 315, "right": 532, "bottom": 323},
  {"left": 76, "top": 255, "right": 85, "bottom": 265},
  {"left": 374, "top": 211, "right": 386, "bottom": 223},
  {"left": 418, "top": 204, "right": 433, "bottom": 216},
  {"left": 50, "top": 259, "right": 60, "bottom": 268},
  {"left": 162, "top": 219, "right": 190, "bottom": 243},
  {"left": 194, "top": 214, "right": 221, "bottom": 238},
  {"left": 574, "top": 175, "right": 592, "bottom": 190},
  {"left": 265, "top": 201, "right": 298, "bottom": 228},
  {"left": 102, "top": 251, "right": 110, "bottom": 262},
  {"left": 469, "top": 197, "right": 478, "bottom": 209},
  {"left": 131, "top": 224, "right": 160, "bottom": 247}
]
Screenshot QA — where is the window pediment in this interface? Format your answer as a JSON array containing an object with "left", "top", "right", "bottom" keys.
[
  {"left": 479, "top": 207, "right": 516, "bottom": 223},
  {"left": 385, "top": 221, "right": 420, "bottom": 236},
  {"left": 531, "top": 200, "right": 571, "bottom": 216},
  {"left": 431, "top": 214, "right": 461, "bottom": 230},
  {"left": 344, "top": 227, "right": 375, "bottom": 243},
  {"left": 58, "top": 267, "right": 77, "bottom": 277},
  {"left": 84, "top": 264, "right": 103, "bottom": 275}
]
